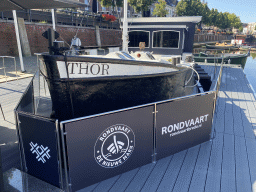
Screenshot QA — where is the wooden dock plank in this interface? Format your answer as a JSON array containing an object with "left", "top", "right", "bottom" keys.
[
  {"left": 92, "top": 175, "right": 120, "bottom": 192},
  {"left": 221, "top": 133, "right": 236, "bottom": 192},
  {"left": 156, "top": 150, "right": 187, "bottom": 192},
  {"left": 188, "top": 141, "right": 212, "bottom": 192},
  {"left": 244, "top": 137, "right": 256, "bottom": 192},
  {"left": 224, "top": 67, "right": 234, "bottom": 135},
  {"left": 109, "top": 168, "right": 139, "bottom": 192},
  {"left": 77, "top": 183, "right": 98, "bottom": 192},
  {"left": 238, "top": 71, "right": 256, "bottom": 135},
  {"left": 213, "top": 67, "right": 227, "bottom": 133},
  {"left": 230, "top": 68, "right": 246, "bottom": 137},
  {"left": 204, "top": 132, "right": 223, "bottom": 192},
  {"left": 171, "top": 145, "right": 200, "bottom": 192},
  {"left": 124, "top": 163, "right": 156, "bottom": 192},
  {"left": 235, "top": 135, "right": 252, "bottom": 192},
  {"left": 140, "top": 156, "right": 173, "bottom": 192},
  {"left": 235, "top": 69, "right": 256, "bottom": 138}
]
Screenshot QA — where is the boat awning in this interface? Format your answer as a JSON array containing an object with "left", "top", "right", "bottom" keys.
[{"left": 0, "top": 0, "right": 86, "bottom": 12}]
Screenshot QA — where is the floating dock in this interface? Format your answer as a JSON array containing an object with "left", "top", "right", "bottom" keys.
[{"left": 1, "top": 63, "right": 256, "bottom": 191}]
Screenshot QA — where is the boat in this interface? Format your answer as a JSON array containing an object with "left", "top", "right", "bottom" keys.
[
  {"left": 206, "top": 42, "right": 239, "bottom": 50},
  {"left": 39, "top": 52, "right": 196, "bottom": 121},
  {"left": 38, "top": 15, "right": 205, "bottom": 121},
  {"left": 193, "top": 52, "right": 248, "bottom": 68},
  {"left": 239, "top": 45, "right": 256, "bottom": 51}
]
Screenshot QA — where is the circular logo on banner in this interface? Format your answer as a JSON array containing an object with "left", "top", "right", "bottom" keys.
[{"left": 94, "top": 124, "right": 135, "bottom": 168}]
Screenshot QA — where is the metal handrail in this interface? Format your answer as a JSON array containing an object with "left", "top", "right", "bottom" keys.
[{"left": 0, "top": 56, "right": 17, "bottom": 83}]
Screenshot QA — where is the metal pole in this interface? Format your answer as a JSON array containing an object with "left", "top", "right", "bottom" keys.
[
  {"left": 51, "top": 9, "right": 56, "bottom": 31},
  {"left": 122, "top": 0, "right": 128, "bottom": 52},
  {"left": 13, "top": 10, "right": 25, "bottom": 72}
]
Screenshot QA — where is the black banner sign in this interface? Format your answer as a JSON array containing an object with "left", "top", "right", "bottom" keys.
[
  {"left": 156, "top": 93, "right": 215, "bottom": 160},
  {"left": 18, "top": 113, "right": 60, "bottom": 187},
  {"left": 63, "top": 106, "right": 154, "bottom": 191}
]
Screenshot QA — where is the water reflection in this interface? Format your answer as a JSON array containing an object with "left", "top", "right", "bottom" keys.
[
  {"left": 243, "top": 55, "right": 256, "bottom": 96},
  {"left": 249, "top": 52, "right": 256, "bottom": 60}
]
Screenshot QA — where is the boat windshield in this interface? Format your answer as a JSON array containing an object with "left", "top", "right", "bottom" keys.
[
  {"left": 121, "top": 52, "right": 135, "bottom": 59},
  {"left": 129, "top": 31, "right": 149, "bottom": 48},
  {"left": 153, "top": 30, "right": 179, "bottom": 48},
  {"left": 146, "top": 52, "right": 156, "bottom": 60}
]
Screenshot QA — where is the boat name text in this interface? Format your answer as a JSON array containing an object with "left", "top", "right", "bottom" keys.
[{"left": 68, "top": 62, "right": 109, "bottom": 76}]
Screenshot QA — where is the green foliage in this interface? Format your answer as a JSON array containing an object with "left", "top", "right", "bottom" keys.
[
  {"left": 228, "top": 13, "right": 242, "bottom": 28},
  {"left": 98, "top": 0, "right": 123, "bottom": 8},
  {"left": 128, "top": 0, "right": 155, "bottom": 13},
  {"left": 176, "top": 0, "right": 242, "bottom": 30},
  {"left": 153, "top": 0, "right": 168, "bottom": 17}
]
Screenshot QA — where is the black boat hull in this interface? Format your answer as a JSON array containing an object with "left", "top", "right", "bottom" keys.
[{"left": 39, "top": 54, "right": 195, "bottom": 121}]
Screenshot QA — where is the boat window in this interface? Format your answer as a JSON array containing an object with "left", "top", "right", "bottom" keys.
[
  {"left": 153, "top": 31, "right": 179, "bottom": 48},
  {"left": 128, "top": 31, "right": 149, "bottom": 48},
  {"left": 121, "top": 52, "right": 135, "bottom": 59},
  {"left": 116, "top": 53, "right": 127, "bottom": 60}
]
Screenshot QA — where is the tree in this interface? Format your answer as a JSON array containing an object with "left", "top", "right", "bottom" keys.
[
  {"left": 98, "top": 0, "right": 123, "bottom": 10},
  {"left": 228, "top": 13, "right": 242, "bottom": 29},
  {"left": 215, "top": 12, "right": 231, "bottom": 29},
  {"left": 153, "top": 0, "right": 168, "bottom": 17},
  {"left": 128, "top": 0, "right": 155, "bottom": 14},
  {"left": 176, "top": 0, "right": 211, "bottom": 25},
  {"left": 208, "top": 8, "right": 219, "bottom": 26}
]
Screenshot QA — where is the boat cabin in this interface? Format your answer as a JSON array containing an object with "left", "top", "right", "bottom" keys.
[{"left": 121, "top": 16, "right": 202, "bottom": 56}]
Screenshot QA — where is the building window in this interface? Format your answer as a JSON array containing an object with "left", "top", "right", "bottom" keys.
[
  {"left": 84, "top": 0, "right": 89, "bottom": 10},
  {"left": 153, "top": 30, "right": 179, "bottom": 48},
  {"left": 128, "top": 31, "right": 150, "bottom": 47}
]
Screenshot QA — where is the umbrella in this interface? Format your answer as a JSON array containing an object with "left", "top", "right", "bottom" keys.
[{"left": 0, "top": 0, "right": 86, "bottom": 12}]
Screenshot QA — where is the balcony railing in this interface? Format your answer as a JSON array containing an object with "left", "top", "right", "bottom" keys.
[{"left": 0, "top": 9, "right": 120, "bottom": 29}]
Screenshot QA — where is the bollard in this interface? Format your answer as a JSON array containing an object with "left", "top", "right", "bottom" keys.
[{"left": 172, "top": 57, "right": 177, "bottom": 66}]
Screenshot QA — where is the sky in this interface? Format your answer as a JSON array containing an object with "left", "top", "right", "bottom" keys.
[{"left": 206, "top": 0, "right": 256, "bottom": 23}]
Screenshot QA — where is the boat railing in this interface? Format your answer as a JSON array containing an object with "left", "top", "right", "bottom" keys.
[{"left": 193, "top": 47, "right": 227, "bottom": 54}]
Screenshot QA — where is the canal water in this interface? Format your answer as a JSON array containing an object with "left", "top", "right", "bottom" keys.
[{"left": 243, "top": 52, "right": 256, "bottom": 97}]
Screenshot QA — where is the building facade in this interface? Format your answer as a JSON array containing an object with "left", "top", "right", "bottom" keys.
[{"left": 77, "top": 0, "right": 177, "bottom": 18}]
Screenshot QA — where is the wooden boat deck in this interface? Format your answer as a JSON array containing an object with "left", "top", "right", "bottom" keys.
[{"left": 1, "top": 64, "right": 256, "bottom": 192}]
